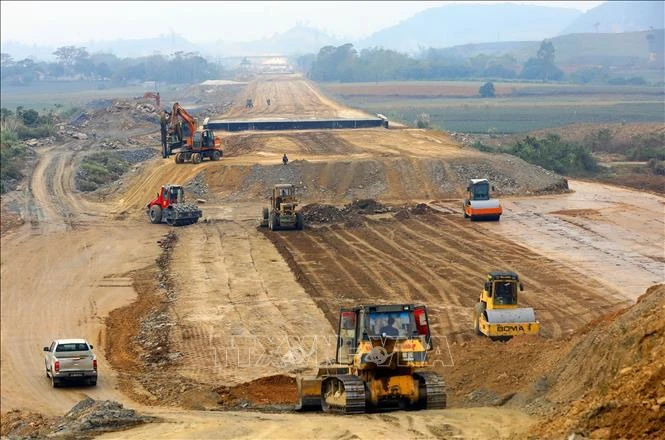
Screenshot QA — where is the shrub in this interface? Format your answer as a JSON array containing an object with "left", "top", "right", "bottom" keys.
[
  {"left": 479, "top": 82, "right": 496, "bottom": 98},
  {"left": 627, "top": 133, "right": 665, "bottom": 161},
  {"left": 509, "top": 134, "right": 598, "bottom": 175},
  {"left": 415, "top": 113, "right": 431, "bottom": 129},
  {"left": 76, "top": 152, "right": 130, "bottom": 192}
]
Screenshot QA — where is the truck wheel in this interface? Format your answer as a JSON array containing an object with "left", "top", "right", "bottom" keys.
[
  {"left": 175, "top": 152, "right": 185, "bottom": 164},
  {"left": 192, "top": 153, "right": 201, "bottom": 164},
  {"left": 88, "top": 378, "right": 97, "bottom": 386},
  {"left": 149, "top": 205, "right": 162, "bottom": 224},
  {"left": 51, "top": 375, "right": 60, "bottom": 388},
  {"left": 212, "top": 150, "right": 221, "bottom": 161}
]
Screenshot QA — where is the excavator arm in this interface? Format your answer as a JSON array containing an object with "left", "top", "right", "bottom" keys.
[{"left": 170, "top": 103, "right": 198, "bottom": 147}]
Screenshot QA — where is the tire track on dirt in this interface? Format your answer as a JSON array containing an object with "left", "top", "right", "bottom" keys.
[
  {"left": 410, "top": 215, "right": 628, "bottom": 337},
  {"left": 169, "top": 221, "right": 335, "bottom": 388}
]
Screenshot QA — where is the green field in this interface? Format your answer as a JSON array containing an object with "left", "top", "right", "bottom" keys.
[
  {"left": 0, "top": 81, "right": 186, "bottom": 112},
  {"left": 322, "top": 81, "right": 665, "bottom": 133}
]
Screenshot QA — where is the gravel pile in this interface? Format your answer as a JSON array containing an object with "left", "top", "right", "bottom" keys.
[
  {"left": 185, "top": 172, "right": 209, "bottom": 198},
  {"left": 301, "top": 198, "right": 391, "bottom": 225},
  {"left": 0, "top": 398, "right": 155, "bottom": 439},
  {"left": 115, "top": 148, "right": 156, "bottom": 164}
]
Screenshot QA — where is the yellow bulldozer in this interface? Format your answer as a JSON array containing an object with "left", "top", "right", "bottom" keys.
[
  {"left": 296, "top": 303, "right": 446, "bottom": 413},
  {"left": 473, "top": 271, "right": 539, "bottom": 341}
]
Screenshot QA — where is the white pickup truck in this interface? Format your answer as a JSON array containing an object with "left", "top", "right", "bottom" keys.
[{"left": 43, "top": 339, "right": 97, "bottom": 387}]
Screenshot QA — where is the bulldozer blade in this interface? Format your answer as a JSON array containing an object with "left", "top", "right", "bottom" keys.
[{"left": 295, "top": 376, "right": 322, "bottom": 411}]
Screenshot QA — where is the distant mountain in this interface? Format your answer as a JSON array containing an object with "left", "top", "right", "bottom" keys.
[
  {"left": 431, "top": 29, "right": 661, "bottom": 66},
  {"left": 209, "top": 25, "right": 342, "bottom": 56},
  {"left": 561, "top": 1, "right": 664, "bottom": 34},
  {"left": 1, "top": 41, "right": 57, "bottom": 61},
  {"left": 1, "top": 33, "right": 200, "bottom": 61},
  {"left": 1, "top": 25, "right": 340, "bottom": 61},
  {"left": 84, "top": 33, "right": 196, "bottom": 57},
  {"left": 356, "top": 4, "right": 582, "bottom": 53}
]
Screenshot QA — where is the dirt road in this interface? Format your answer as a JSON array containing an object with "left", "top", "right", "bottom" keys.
[
  {"left": 221, "top": 74, "right": 370, "bottom": 120},
  {"left": 2, "top": 74, "right": 663, "bottom": 438}
]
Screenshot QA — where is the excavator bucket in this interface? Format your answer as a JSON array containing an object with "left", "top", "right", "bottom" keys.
[
  {"left": 295, "top": 375, "right": 322, "bottom": 411},
  {"left": 480, "top": 307, "right": 539, "bottom": 337}
]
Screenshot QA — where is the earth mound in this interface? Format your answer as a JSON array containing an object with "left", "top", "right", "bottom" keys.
[{"left": 535, "top": 284, "right": 665, "bottom": 439}]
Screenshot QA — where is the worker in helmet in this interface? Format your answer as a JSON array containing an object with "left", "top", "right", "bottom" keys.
[{"left": 282, "top": 153, "right": 288, "bottom": 165}]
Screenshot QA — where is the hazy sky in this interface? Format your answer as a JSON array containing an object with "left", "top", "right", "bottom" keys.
[{"left": 1, "top": 1, "right": 604, "bottom": 45}]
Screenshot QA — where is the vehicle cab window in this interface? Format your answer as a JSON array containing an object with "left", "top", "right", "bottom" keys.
[{"left": 494, "top": 282, "right": 517, "bottom": 305}]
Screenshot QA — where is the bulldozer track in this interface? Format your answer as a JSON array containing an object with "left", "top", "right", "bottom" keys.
[
  {"left": 321, "top": 375, "right": 366, "bottom": 414},
  {"left": 268, "top": 212, "right": 629, "bottom": 342},
  {"left": 415, "top": 371, "right": 447, "bottom": 410}
]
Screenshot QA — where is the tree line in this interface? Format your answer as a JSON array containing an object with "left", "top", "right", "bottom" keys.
[
  {"left": 303, "top": 40, "right": 565, "bottom": 83},
  {"left": 1, "top": 46, "right": 224, "bottom": 85}
]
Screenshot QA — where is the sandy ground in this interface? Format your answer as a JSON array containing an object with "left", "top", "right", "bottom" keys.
[{"left": 1, "top": 74, "right": 663, "bottom": 438}]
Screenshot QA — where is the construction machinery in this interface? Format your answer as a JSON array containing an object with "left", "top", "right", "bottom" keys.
[
  {"left": 473, "top": 271, "right": 539, "bottom": 341},
  {"left": 296, "top": 303, "right": 446, "bottom": 413},
  {"left": 142, "top": 92, "right": 160, "bottom": 108},
  {"left": 463, "top": 178, "right": 502, "bottom": 221},
  {"left": 146, "top": 184, "right": 202, "bottom": 226},
  {"left": 260, "top": 184, "right": 304, "bottom": 231},
  {"left": 161, "top": 102, "right": 223, "bottom": 164}
]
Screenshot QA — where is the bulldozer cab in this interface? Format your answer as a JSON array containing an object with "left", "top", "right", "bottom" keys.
[
  {"left": 467, "top": 179, "right": 492, "bottom": 201},
  {"left": 483, "top": 272, "right": 524, "bottom": 309},
  {"left": 336, "top": 304, "right": 432, "bottom": 364}
]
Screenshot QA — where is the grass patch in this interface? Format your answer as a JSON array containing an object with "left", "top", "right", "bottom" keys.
[
  {"left": 0, "top": 142, "right": 33, "bottom": 194},
  {"left": 322, "top": 81, "right": 664, "bottom": 134},
  {"left": 76, "top": 152, "right": 130, "bottom": 192}
]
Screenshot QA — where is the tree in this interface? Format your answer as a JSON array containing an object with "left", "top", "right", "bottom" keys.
[
  {"left": 521, "top": 39, "right": 563, "bottom": 82},
  {"left": 53, "top": 46, "right": 89, "bottom": 75},
  {"left": 537, "top": 40, "right": 555, "bottom": 65},
  {"left": 479, "top": 81, "right": 496, "bottom": 98}
]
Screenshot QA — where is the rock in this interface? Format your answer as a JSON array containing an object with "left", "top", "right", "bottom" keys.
[{"left": 72, "top": 132, "right": 88, "bottom": 140}]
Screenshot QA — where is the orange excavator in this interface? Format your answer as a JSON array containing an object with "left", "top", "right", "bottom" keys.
[{"left": 160, "top": 102, "right": 223, "bottom": 164}]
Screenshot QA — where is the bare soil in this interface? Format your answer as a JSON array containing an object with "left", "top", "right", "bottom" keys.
[{"left": 1, "top": 73, "right": 663, "bottom": 439}]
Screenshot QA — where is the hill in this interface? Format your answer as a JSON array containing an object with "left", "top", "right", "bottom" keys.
[
  {"left": 432, "top": 29, "right": 661, "bottom": 66},
  {"left": 356, "top": 4, "right": 581, "bottom": 53},
  {"left": 562, "top": 1, "right": 664, "bottom": 34},
  {"left": 208, "top": 25, "right": 342, "bottom": 56}
]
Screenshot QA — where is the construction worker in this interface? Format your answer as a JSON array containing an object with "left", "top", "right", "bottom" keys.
[
  {"left": 282, "top": 153, "right": 289, "bottom": 165},
  {"left": 380, "top": 316, "right": 400, "bottom": 337}
]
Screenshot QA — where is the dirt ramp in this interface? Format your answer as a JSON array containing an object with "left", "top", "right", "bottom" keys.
[
  {"left": 535, "top": 284, "right": 665, "bottom": 439},
  {"left": 204, "top": 155, "right": 568, "bottom": 203}
]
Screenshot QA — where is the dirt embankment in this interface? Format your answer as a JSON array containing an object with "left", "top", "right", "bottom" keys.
[{"left": 532, "top": 284, "right": 665, "bottom": 439}]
